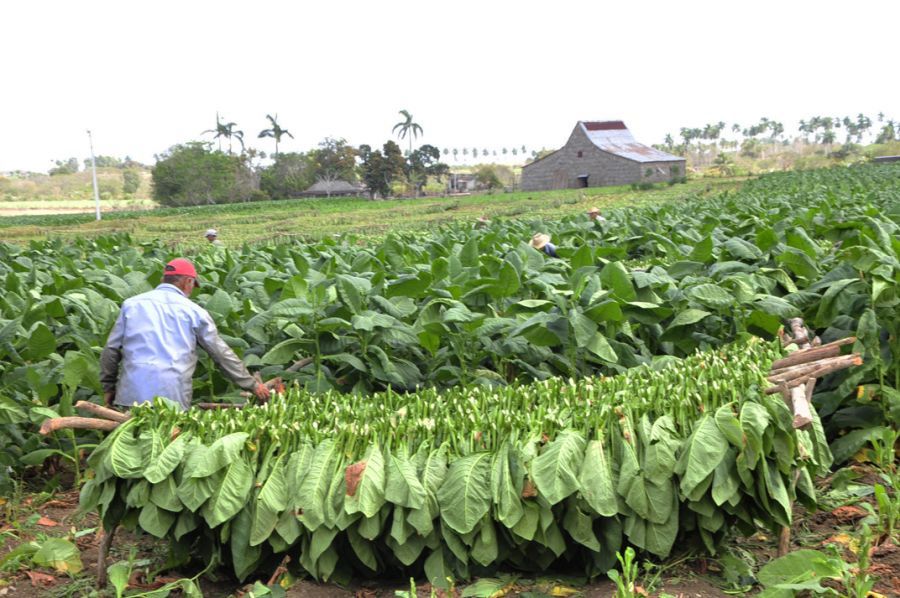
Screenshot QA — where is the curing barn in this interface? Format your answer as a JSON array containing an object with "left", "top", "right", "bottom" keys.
[{"left": 521, "top": 121, "right": 685, "bottom": 191}]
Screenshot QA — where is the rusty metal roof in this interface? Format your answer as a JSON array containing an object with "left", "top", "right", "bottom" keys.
[
  {"left": 583, "top": 121, "right": 627, "bottom": 131},
  {"left": 580, "top": 121, "right": 682, "bottom": 163}
]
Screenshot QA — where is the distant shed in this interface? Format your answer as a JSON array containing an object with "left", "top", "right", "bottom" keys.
[
  {"left": 521, "top": 121, "right": 685, "bottom": 191},
  {"left": 301, "top": 180, "right": 365, "bottom": 197}
]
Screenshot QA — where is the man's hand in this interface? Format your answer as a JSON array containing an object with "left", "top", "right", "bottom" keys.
[
  {"left": 253, "top": 383, "right": 271, "bottom": 404},
  {"left": 103, "top": 391, "right": 115, "bottom": 407}
]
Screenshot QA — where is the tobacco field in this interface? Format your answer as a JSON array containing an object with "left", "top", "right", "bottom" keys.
[{"left": 1, "top": 163, "right": 899, "bottom": 593}]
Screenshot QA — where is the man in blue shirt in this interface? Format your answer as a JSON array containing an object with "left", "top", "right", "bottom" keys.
[{"left": 99, "top": 258, "right": 269, "bottom": 410}]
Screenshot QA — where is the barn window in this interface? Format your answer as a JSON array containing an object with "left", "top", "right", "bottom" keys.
[{"left": 577, "top": 150, "right": 583, "bottom": 158}]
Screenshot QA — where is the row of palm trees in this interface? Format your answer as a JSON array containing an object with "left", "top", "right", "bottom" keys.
[
  {"left": 665, "top": 113, "right": 897, "bottom": 153},
  {"left": 391, "top": 110, "right": 532, "bottom": 160},
  {"left": 203, "top": 113, "right": 294, "bottom": 156},
  {"left": 203, "top": 110, "right": 531, "bottom": 163}
]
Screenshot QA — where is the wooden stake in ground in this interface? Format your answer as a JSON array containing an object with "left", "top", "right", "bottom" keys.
[
  {"left": 97, "top": 524, "right": 117, "bottom": 588},
  {"left": 777, "top": 318, "right": 814, "bottom": 557}
]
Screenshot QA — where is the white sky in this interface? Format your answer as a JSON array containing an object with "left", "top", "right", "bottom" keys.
[{"left": 1, "top": 0, "right": 897, "bottom": 172}]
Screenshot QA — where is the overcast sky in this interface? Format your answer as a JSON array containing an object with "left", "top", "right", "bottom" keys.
[{"left": 2, "top": 0, "right": 897, "bottom": 172}]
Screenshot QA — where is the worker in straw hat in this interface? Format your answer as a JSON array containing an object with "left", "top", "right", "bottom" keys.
[
  {"left": 204, "top": 229, "right": 223, "bottom": 246},
  {"left": 529, "top": 233, "right": 558, "bottom": 258},
  {"left": 587, "top": 207, "right": 607, "bottom": 223},
  {"left": 100, "top": 258, "right": 270, "bottom": 411}
]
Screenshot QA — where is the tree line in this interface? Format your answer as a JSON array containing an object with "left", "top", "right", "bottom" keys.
[
  {"left": 659, "top": 113, "right": 898, "bottom": 160},
  {"left": 150, "top": 110, "right": 454, "bottom": 206}
]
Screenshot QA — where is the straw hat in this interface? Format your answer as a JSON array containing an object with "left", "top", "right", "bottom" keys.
[
  {"left": 587, "top": 207, "right": 601, "bottom": 216},
  {"left": 530, "top": 233, "right": 551, "bottom": 250},
  {"left": 205, "top": 229, "right": 218, "bottom": 238}
]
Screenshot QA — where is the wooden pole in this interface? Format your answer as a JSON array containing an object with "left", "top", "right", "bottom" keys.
[
  {"left": 97, "top": 524, "right": 117, "bottom": 588},
  {"left": 39, "top": 417, "right": 120, "bottom": 435},
  {"left": 75, "top": 401, "right": 130, "bottom": 423}
]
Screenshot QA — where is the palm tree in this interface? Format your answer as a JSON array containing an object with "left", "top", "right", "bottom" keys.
[
  {"left": 258, "top": 114, "right": 294, "bottom": 157},
  {"left": 453, "top": 148, "right": 459, "bottom": 161},
  {"left": 203, "top": 112, "right": 244, "bottom": 154},
  {"left": 392, "top": 109, "right": 423, "bottom": 155}
]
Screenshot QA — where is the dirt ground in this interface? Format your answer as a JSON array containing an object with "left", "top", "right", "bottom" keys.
[{"left": 0, "top": 482, "right": 897, "bottom": 598}]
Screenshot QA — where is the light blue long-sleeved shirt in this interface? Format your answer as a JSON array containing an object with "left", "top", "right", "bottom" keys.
[{"left": 100, "top": 284, "right": 255, "bottom": 410}]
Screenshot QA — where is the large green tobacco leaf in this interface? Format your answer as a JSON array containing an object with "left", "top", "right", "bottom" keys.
[
  {"left": 679, "top": 415, "right": 728, "bottom": 497},
  {"left": 26, "top": 322, "right": 56, "bottom": 361},
  {"left": 626, "top": 475, "right": 674, "bottom": 525},
  {"left": 385, "top": 450, "right": 427, "bottom": 510},
  {"left": 668, "top": 308, "right": 711, "bottom": 329},
  {"left": 298, "top": 440, "right": 339, "bottom": 530},
  {"left": 139, "top": 502, "right": 176, "bottom": 538},
  {"left": 144, "top": 433, "right": 189, "bottom": 484},
  {"left": 108, "top": 422, "right": 148, "bottom": 479},
  {"left": 437, "top": 452, "right": 492, "bottom": 535},
  {"left": 532, "top": 430, "right": 585, "bottom": 505},
  {"left": 190, "top": 433, "right": 249, "bottom": 478},
  {"left": 344, "top": 444, "right": 386, "bottom": 518},
  {"left": 624, "top": 492, "right": 679, "bottom": 558},
  {"left": 32, "top": 537, "right": 83, "bottom": 574},
  {"left": 150, "top": 477, "right": 182, "bottom": 512},
  {"left": 231, "top": 506, "right": 262, "bottom": 581},
  {"left": 757, "top": 549, "right": 843, "bottom": 593},
  {"left": 490, "top": 443, "right": 524, "bottom": 529},
  {"left": 579, "top": 440, "right": 617, "bottom": 517},
  {"left": 688, "top": 284, "right": 734, "bottom": 309},
  {"left": 202, "top": 456, "right": 254, "bottom": 528},
  {"left": 562, "top": 499, "right": 600, "bottom": 551},
  {"left": 250, "top": 455, "right": 288, "bottom": 546}
]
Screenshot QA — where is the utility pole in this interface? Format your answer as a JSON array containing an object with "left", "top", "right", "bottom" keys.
[{"left": 87, "top": 129, "right": 101, "bottom": 221}]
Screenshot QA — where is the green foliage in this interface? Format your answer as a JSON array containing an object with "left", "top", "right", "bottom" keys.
[
  {"left": 1, "top": 164, "right": 899, "bottom": 494},
  {"left": 84, "top": 155, "right": 123, "bottom": 169},
  {"left": 756, "top": 541, "right": 876, "bottom": 598},
  {"left": 83, "top": 338, "right": 832, "bottom": 582},
  {"left": 49, "top": 157, "right": 79, "bottom": 175},
  {"left": 406, "top": 144, "right": 449, "bottom": 195},
  {"left": 151, "top": 142, "right": 258, "bottom": 206},
  {"left": 0, "top": 536, "right": 83, "bottom": 575},
  {"left": 122, "top": 169, "right": 141, "bottom": 195},
  {"left": 359, "top": 141, "right": 405, "bottom": 199},
  {"left": 607, "top": 547, "right": 640, "bottom": 598},
  {"left": 308, "top": 137, "right": 358, "bottom": 183},
  {"left": 259, "top": 152, "right": 316, "bottom": 199},
  {"left": 474, "top": 165, "right": 503, "bottom": 191}
]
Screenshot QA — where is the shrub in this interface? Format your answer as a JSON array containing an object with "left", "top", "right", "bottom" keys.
[
  {"left": 474, "top": 165, "right": 503, "bottom": 191},
  {"left": 152, "top": 143, "right": 258, "bottom": 206},
  {"left": 122, "top": 170, "right": 141, "bottom": 195},
  {"left": 259, "top": 152, "right": 315, "bottom": 199}
]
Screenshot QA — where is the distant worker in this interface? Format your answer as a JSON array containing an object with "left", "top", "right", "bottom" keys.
[
  {"left": 530, "top": 233, "right": 558, "bottom": 258},
  {"left": 100, "top": 258, "right": 269, "bottom": 410},
  {"left": 205, "top": 229, "right": 223, "bottom": 245},
  {"left": 587, "top": 207, "right": 607, "bottom": 223},
  {"left": 475, "top": 215, "right": 491, "bottom": 228}
]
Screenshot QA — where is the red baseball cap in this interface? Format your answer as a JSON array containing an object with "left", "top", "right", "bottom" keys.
[{"left": 164, "top": 258, "right": 201, "bottom": 286}]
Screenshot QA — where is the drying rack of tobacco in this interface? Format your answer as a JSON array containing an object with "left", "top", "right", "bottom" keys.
[{"left": 43, "top": 319, "right": 861, "bottom": 587}]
